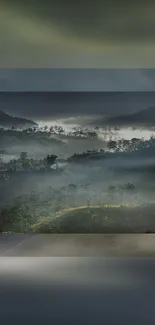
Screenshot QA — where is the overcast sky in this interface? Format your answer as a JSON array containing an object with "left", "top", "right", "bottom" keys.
[
  {"left": 0, "top": 69, "right": 155, "bottom": 92},
  {"left": 1, "top": 1, "right": 155, "bottom": 68}
]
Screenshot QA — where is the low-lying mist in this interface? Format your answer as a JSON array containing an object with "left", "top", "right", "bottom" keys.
[{"left": 1, "top": 116, "right": 155, "bottom": 233}]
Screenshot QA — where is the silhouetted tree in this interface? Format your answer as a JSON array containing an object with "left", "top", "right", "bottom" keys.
[
  {"left": 46, "top": 154, "right": 57, "bottom": 166},
  {"left": 108, "top": 140, "right": 117, "bottom": 150},
  {"left": 20, "top": 152, "right": 27, "bottom": 161}
]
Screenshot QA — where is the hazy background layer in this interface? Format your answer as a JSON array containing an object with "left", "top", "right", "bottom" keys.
[{"left": 1, "top": 1, "right": 155, "bottom": 67}]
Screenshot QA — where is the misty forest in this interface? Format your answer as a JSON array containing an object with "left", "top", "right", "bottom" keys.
[{"left": 1, "top": 102, "right": 155, "bottom": 233}]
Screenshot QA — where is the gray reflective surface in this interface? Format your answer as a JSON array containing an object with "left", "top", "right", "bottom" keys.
[
  {"left": 0, "top": 257, "right": 155, "bottom": 325},
  {"left": 0, "top": 235, "right": 155, "bottom": 325}
]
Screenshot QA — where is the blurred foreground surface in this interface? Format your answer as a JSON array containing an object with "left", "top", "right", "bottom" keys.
[
  {"left": 0, "top": 253, "right": 155, "bottom": 324},
  {"left": 1, "top": 234, "right": 155, "bottom": 256},
  {"left": 1, "top": 235, "right": 155, "bottom": 324}
]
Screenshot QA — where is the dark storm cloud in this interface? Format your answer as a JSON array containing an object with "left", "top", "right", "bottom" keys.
[{"left": 3, "top": 0, "right": 155, "bottom": 43}]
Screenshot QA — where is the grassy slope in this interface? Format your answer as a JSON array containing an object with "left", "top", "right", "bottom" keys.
[{"left": 29, "top": 204, "right": 155, "bottom": 234}]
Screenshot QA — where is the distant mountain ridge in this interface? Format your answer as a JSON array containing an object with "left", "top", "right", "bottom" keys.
[
  {"left": 0, "top": 110, "right": 37, "bottom": 128},
  {"left": 101, "top": 106, "right": 155, "bottom": 127}
]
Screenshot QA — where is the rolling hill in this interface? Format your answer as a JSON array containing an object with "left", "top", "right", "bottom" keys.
[
  {"left": 29, "top": 204, "right": 155, "bottom": 234},
  {"left": 0, "top": 110, "right": 37, "bottom": 128},
  {"left": 99, "top": 106, "right": 155, "bottom": 127}
]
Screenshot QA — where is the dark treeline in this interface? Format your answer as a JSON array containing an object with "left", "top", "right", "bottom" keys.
[{"left": 0, "top": 132, "right": 154, "bottom": 178}]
